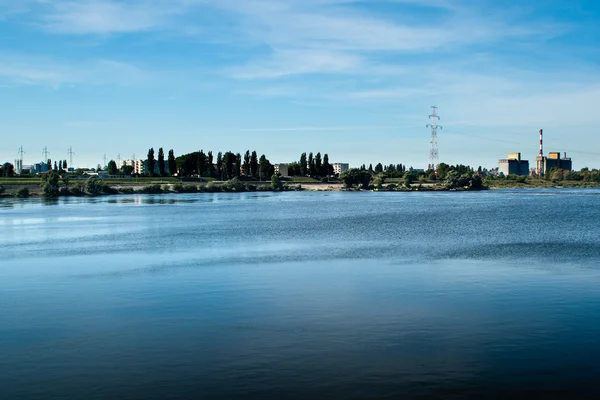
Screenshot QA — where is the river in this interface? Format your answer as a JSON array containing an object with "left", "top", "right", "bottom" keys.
[{"left": 2, "top": 190, "right": 600, "bottom": 399}]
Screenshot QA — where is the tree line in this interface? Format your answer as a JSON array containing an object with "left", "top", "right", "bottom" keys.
[{"left": 176, "top": 150, "right": 277, "bottom": 180}]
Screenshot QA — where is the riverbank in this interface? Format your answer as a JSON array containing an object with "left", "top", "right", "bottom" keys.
[{"left": 2, "top": 177, "right": 600, "bottom": 198}]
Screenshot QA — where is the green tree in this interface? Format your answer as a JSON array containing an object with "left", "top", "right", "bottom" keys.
[
  {"left": 373, "top": 173, "right": 386, "bottom": 190},
  {"left": 207, "top": 151, "right": 214, "bottom": 177},
  {"left": 223, "top": 152, "right": 235, "bottom": 180},
  {"left": 58, "top": 160, "right": 63, "bottom": 171},
  {"left": 63, "top": 159, "right": 68, "bottom": 170},
  {"left": 404, "top": 172, "right": 415, "bottom": 188},
  {"left": 86, "top": 177, "right": 104, "bottom": 195},
  {"left": 2, "top": 162, "right": 15, "bottom": 177},
  {"left": 120, "top": 165, "right": 134, "bottom": 175},
  {"left": 340, "top": 169, "right": 372, "bottom": 190},
  {"left": 250, "top": 151, "right": 258, "bottom": 178},
  {"left": 235, "top": 153, "right": 242, "bottom": 177},
  {"left": 315, "top": 152, "right": 322, "bottom": 177},
  {"left": 374, "top": 163, "right": 383, "bottom": 173},
  {"left": 158, "top": 148, "right": 166, "bottom": 176},
  {"left": 147, "top": 148, "right": 155, "bottom": 176},
  {"left": 243, "top": 151, "right": 251, "bottom": 176},
  {"left": 217, "top": 152, "right": 223, "bottom": 180},
  {"left": 271, "top": 174, "right": 284, "bottom": 191},
  {"left": 41, "top": 170, "right": 60, "bottom": 197},
  {"left": 53, "top": 161, "right": 58, "bottom": 171},
  {"left": 259, "top": 154, "right": 270, "bottom": 180},
  {"left": 323, "top": 154, "right": 332, "bottom": 176},
  {"left": 436, "top": 163, "right": 450, "bottom": 180},
  {"left": 198, "top": 150, "right": 207, "bottom": 176},
  {"left": 368, "top": 164, "right": 373, "bottom": 174},
  {"left": 107, "top": 160, "right": 118, "bottom": 175},
  {"left": 308, "top": 152, "right": 315, "bottom": 176},
  {"left": 299, "top": 153, "right": 307, "bottom": 176},
  {"left": 168, "top": 149, "right": 176, "bottom": 176}
]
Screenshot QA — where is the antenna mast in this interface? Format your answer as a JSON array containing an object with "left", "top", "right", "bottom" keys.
[{"left": 426, "top": 106, "right": 442, "bottom": 170}]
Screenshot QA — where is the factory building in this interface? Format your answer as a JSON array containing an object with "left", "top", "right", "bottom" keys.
[
  {"left": 498, "top": 152, "right": 529, "bottom": 176},
  {"left": 536, "top": 152, "right": 572, "bottom": 176}
]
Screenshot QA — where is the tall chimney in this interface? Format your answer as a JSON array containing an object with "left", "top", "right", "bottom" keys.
[{"left": 539, "top": 129, "right": 543, "bottom": 157}]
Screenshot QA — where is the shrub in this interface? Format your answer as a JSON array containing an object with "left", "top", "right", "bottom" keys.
[
  {"left": 101, "top": 184, "right": 117, "bottom": 195},
  {"left": 140, "top": 184, "right": 163, "bottom": 194},
  {"left": 41, "top": 171, "right": 60, "bottom": 197},
  {"left": 225, "top": 178, "right": 245, "bottom": 192},
  {"left": 271, "top": 174, "right": 284, "bottom": 191},
  {"left": 119, "top": 187, "right": 135, "bottom": 195},
  {"left": 0, "top": 184, "right": 4, "bottom": 195},
  {"left": 86, "top": 177, "right": 105, "bottom": 195},
  {"left": 70, "top": 184, "right": 85, "bottom": 196},
  {"left": 16, "top": 187, "right": 30, "bottom": 198}
]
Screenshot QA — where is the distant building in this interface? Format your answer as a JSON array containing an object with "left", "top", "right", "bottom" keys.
[
  {"left": 498, "top": 152, "right": 529, "bottom": 176},
  {"left": 133, "top": 160, "right": 145, "bottom": 175},
  {"left": 14, "top": 159, "right": 23, "bottom": 174},
  {"left": 274, "top": 164, "right": 289, "bottom": 177},
  {"left": 32, "top": 161, "right": 50, "bottom": 174},
  {"left": 332, "top": 163, "right": 349, "bottom": 175},
  {"left": 536, "top": 152, "right": 572, "bottom": 176}
]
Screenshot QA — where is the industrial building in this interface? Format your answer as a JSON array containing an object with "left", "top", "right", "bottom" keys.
[
  {"left": 536, "top": 152, "right": 572, "bottom": 176},
  {"left": 498, "top": 152, "right": 529, "bottom": 176},
  {"left": 535, "top": 130, "right": 572, "bottom": 176}
]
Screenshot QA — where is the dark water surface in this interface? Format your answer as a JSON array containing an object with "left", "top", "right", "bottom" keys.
[{"left": 2, "top": 190, "right": 600, "bottom": 399}]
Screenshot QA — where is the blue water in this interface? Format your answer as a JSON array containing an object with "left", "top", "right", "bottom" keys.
[{"left": 2, "top": 190, "right": 600, "bottom": 399}]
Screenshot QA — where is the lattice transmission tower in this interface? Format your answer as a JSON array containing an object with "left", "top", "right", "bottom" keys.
[
  {"left": 426, "top": 106, "right": 442, "bottom": 171},
  {"left": 68, "top": 147, "right": 75, "bottom": 168},
  {"left": 42, "top": 146, "right": 50, "bottom": 162}
]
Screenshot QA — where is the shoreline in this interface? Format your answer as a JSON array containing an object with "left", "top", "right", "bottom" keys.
[{"left": 2, "top": 180, "right": 600, "bottom": 199}]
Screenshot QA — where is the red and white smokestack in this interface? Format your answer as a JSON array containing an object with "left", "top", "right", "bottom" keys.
[{"left": 539, "top": 129, "right": 543, "bottom": 157}]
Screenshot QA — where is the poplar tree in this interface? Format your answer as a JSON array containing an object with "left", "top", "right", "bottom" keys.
[
  {"left": 168, "top": 149, "right": 176, "bottom": 176},
  {"left": 216, "top": 152, "right": 223, "bottom": 180},
  {"left": 250, "top": 151, "right": 258, "bottom": 178},
  {"left": 207, "top": 151, "right": 214, "bottom": 177},
  {"left": 147, "top": 148, "right": 155, "bottom": 176},
  {"left": 243, "top": 151, "right": 251, "bottom": 176},
  {"left": 158, "top": 148, "right": 165, "bottom": 176},
  {"left": 299, "top": 153, "right": 307, "bottom": 176}
]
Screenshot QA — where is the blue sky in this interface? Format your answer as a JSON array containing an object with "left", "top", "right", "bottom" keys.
[{"left": 1, "top": 0, "right": 599, "bottom": 169}]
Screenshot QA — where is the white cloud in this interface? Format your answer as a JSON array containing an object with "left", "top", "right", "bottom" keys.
[
  {"left": 0, "top": 54, "right": 148, "bottom": 87},
  {"left": 41, "top": 0, "right": 179, "bottom": 34},
  {"left": 231, "top": 49, "right": 363, "bottom": 79}
]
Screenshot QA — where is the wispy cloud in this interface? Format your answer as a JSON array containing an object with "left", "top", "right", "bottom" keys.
[
  {"left": 0, "top": 54, "right": 149, "bottom": 87},
  {"left": 40, "top": 0, "right": 181, "bottom": 34}
]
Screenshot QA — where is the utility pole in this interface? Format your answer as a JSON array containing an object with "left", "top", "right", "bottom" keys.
[{"left": 426, "top": 106, "right": 442, "bottom": 171}]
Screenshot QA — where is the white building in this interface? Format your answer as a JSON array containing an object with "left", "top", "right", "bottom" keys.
[
  {"left": 332, "top": 163, "right": 349, "bottom": 175},
  {"left": 133, "top": 160, "right": 145, "bottom": 175},
  {"left": 274, "top": 163, "right": 290, "bottom": 177}
]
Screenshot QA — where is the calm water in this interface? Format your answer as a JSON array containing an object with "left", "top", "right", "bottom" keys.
[{"left": 2, "top": 190, "right": 600, "bottom": 399}]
